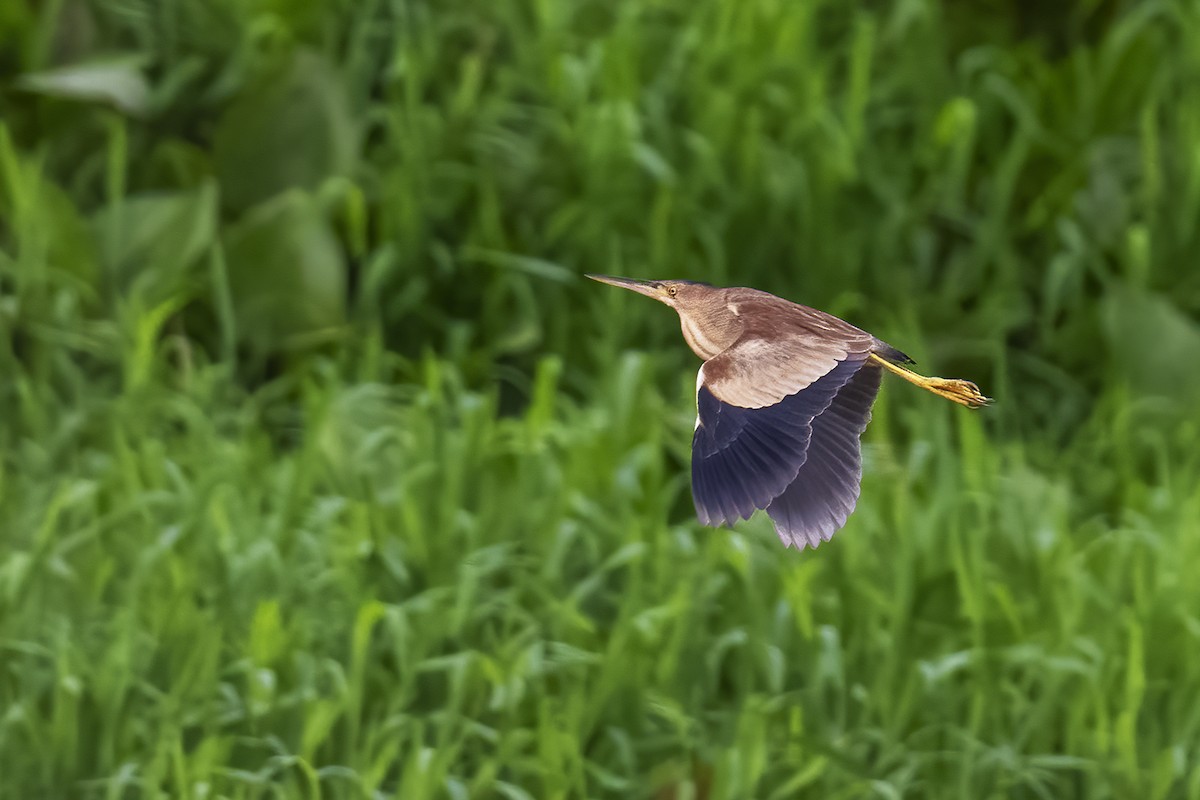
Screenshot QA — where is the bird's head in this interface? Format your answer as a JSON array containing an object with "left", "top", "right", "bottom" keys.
[
  {"left": 585, "top": 274, "right": 713, "bottom": 310},
  {"left": 586, "top": 274, "right": 739, "bottom": 358}
]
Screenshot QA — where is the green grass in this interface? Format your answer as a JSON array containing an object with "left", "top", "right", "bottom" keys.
[{"left": 2, "top": 0, "right": 1200, "bottom": 797}]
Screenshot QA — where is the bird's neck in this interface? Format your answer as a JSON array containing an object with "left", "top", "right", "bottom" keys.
[{"left": 679, "top": 310, "right": 740, "bottom": 360}]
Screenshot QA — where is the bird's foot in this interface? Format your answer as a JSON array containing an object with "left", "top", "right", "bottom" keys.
[
  {"left": 924, "top": 377, "right": 992, "bottom": 408},
  {"left": 869, "top": 354, "right": 992, "bottom": 408}
]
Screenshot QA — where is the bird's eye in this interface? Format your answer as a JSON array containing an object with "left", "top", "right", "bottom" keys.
[{"left": 667, "top": 285, "right": 678, "bottom": 298}]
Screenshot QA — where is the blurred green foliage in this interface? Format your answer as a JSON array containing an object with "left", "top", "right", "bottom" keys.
[{"left": 1, "top": 0, "right": 1199, "bottom": 798}]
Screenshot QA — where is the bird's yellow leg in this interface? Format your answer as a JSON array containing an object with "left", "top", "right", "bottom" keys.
[{"left": 869, "top": 354, "right": 991, "bottom": 408}]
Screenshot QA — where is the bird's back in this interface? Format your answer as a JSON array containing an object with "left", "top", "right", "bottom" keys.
[{"left": 720, "top": 287, "right": 906, "bottom": 361}]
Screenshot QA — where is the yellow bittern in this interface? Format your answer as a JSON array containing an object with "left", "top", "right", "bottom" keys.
[{"left": 588, "top": 275, "right": 990, "bottom": 549}]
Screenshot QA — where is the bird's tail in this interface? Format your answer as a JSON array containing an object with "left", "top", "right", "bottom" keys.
[{"left": 869, "top": 353, "right": 991, "bottom": 408}]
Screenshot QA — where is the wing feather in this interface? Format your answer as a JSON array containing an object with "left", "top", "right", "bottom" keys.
[
  {"left": 701, "top": 298, "right": 875, "bottom": 409},
  {"left": 691, "top": 357, "right": 864, "bottom": 526},
  {"left": 765, "top": 364, "right": 882, "bottom": 548}
]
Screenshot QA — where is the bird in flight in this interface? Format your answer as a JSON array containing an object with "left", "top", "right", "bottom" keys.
[{"left": 587, "top": 275, "right": 990, "bottom": 549}]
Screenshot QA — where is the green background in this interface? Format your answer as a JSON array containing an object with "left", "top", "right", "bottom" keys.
[{"left": 2, "top": 0, "right": 1199, "bottom": 797}]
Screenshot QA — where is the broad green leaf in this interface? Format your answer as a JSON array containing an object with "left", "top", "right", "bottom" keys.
[
  {"left": 91, "top": 180, "right": 218, "bottom": 299},
  {"left": 1101, "top": 285, "right": 1200, "bottom": 403},
  {"left": 16, "top": 59, "right": 149, "bottom": 115},
  {"left": 223, "top": 189, "right": 346, "bottom": 351},
  {"left": 213, "top": 49, "right": 359, "bottom": 212},
  {"left": 0, "top": 130, "right": 99, "bottom": 289}
]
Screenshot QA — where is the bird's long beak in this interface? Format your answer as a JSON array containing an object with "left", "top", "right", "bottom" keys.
[{"left": 585, "top": 274, "right": 665, "bottom": 301}]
